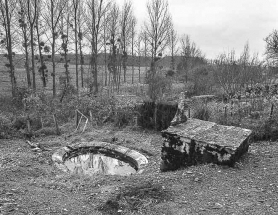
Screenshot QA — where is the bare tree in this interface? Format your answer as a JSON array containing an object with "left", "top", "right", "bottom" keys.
[
  {"left": 130, "top": 15, "right": 136, "bottom": 84},
  {"left": 76, "top": 1, "right": 86, "bottom": 88},
  {"left": 106, "top": 2, "right": 120, "bottom": 89},
  {"left": 17, "top": 0, "right": 31, "bottom": 88},
  {"left": 84, "top": 0, "right": 111, "bottom": 94},
  {"left": 0, "top": 0, "right": 17, "bottom": 97},
  {"left": 143, "top": 31, "right": 148, "bottom": 72},
  {"left": 59, "top": 1, "right": 71, "bottom": 85},
  {"left": 120, "top": 0, "right": 132, "bottom": 83},
  {"left": 26, "top": 0, "right": 39, "bottom": 90},
  {"left": 180, "top": 34, "right": 205, "bottom": 83},
  {"left": 103, "top": 8, "right": 108, "bottom": 85},
  {"left": 35, "top": 0, "right": 48, "bottom": 88},
  {"left": 264, "top": 30, "right": 278, "bottom": 65},
  {"left": 43, "top": 0, "right": 67, "bottom": 96},
  {"left": 135, "top": 32, "right": 143, "bottom": 83},
  {"left": 168, "top": 21, "right": 178, "bottom": 70},
  {"left": 144, "top": 0, "right": 171, "bottom": 66},
  {"left": 143, "top": 0, "right": 172, "bottom": 130},
  {"left": 213, "top": 44, "right": 263, "bottom": 98},
  {"left": 72, "top": 0, "right": 79, "bottom": 90},
  {"left": 238, "top": 42, "right": 263, "bottom": 89}
]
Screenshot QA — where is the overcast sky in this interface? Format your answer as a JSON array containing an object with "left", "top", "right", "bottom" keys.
[{"left": 116, "top": 0, "right": 278, "bottom": 60}]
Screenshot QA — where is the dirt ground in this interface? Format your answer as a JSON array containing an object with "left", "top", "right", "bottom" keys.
[{"left": 1, "top": 125, "right": 278, "bottom": 215}]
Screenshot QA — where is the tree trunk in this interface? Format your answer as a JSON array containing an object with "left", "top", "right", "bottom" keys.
[
  {"left": 52, "top": 36, "right": 56, "bottom": 97},
  {"left": 79, "top": 36, "right": 84, "bottom": 88},
  {"left": 23, "top": 31, "right": 31, "bottom": 88},
  {"left": 35, "top": 23, "right": 46, "bottom": 87},
  {"left": 5, "top": 0, "right": 16, "bottom": 97},
  {"left": 74, "top": 9, "right": 79, "bottom": 89},
  {"left": 131, "top": 36, "right": 134, "bottom": 84},
  {"left": 30, "top": 26, "right": 36, "bottom": 90},
  {"left": 138, "top": 55, "right": 141, "bottom": 83}
]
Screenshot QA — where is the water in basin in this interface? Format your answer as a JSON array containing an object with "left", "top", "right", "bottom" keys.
[{"left": 64, "top": 153, "right": 137, "bottom": 176}]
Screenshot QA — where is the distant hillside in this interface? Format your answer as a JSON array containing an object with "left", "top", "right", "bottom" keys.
[{"left": 156, "top": 56, "right": 183, "bottom": 70}]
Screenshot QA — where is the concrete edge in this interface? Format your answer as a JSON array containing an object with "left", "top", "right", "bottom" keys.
[{"left": 52, "top": 141, "right": 149, "bottom": 174}]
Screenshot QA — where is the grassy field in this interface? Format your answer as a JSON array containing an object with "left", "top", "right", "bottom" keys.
[{"left": 0, "top": 62, "right": 149, "bottom": 96}]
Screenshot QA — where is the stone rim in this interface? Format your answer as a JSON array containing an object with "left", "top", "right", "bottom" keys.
[{"left": 52, "top": 141, "right": 149, "bottom": 174}]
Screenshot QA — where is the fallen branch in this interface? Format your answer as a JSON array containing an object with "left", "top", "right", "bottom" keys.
[
  {"left": 25, "top": 140, "right": 51, "bottom": 152},
  {"left": 75, "top": 109, "right": 89, "bottom": 133}
]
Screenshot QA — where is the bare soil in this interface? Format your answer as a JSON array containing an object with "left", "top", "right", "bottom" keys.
[{"left": 1, "top": 125, "right": 278, "bottom": 215}]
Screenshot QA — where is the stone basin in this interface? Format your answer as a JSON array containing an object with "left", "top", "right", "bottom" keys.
[
  {"left": 161, "top": 118, "right": 253, "bottom": 171},
  {"left": 52, "top": 141, "right": 148, "bottom": 176}
]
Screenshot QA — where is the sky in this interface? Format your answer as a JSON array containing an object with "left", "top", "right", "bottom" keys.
[{"left": 116, "top": 0, "right": 278, "bottom": 60}]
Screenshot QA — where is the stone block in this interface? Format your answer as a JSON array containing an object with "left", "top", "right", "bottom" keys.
[{"left": 161, "top": 118, "right": 253, "bottom": 171}]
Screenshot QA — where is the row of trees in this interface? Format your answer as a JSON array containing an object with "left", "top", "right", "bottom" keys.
[
  {"left": 0, "top": 0, "right": 185, "bottom": 97},
  {"left": 1, "top": 0, "right": 278, "bottom": 99}
]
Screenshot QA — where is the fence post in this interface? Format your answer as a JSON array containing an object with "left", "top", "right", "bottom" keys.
[
  {"left": 270, "top": 103, "right": 274, "bottom": 118},
  {"left": 224, "top": 106, "right": 227, "bottom": 124}
]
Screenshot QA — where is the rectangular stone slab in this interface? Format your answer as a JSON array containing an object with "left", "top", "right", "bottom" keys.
[{"left": 161, "top": 118, "right": 253, "bottom": 171}]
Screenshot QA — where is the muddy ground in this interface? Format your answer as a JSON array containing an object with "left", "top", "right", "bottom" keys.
[{"left": 1, "top": 125, "right": 278, "bottom": 215}]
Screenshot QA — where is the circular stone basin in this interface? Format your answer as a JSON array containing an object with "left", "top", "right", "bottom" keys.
[{"left": 52, "top": 141, "right": 148, "bottom": 176}]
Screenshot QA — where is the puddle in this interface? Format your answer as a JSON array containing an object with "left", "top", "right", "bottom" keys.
[{"left": 64, "top": 153, "right": 137, "bottom": 176}]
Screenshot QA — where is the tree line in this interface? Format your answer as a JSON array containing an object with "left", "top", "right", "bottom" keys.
[
  {"left": 1, "top": 0, "right": 277, "bottom": 98},
  {"left": 0, "top": 0, "right": 176, "bottom": 97}
]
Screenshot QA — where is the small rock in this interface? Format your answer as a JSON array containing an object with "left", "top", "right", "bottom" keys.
[
  {"left": 194, "top": 177, "right": 200, "bottom": 182},
  {"left": 186, "top": 171, "right": 193, "bottom": 174},
  {"left": 213, "top": 203, "right": 223, "bottom": 209}
]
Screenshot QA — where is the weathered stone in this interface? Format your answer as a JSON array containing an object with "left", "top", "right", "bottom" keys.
[
  {"left": 161, "top": 118, "right": 253, "bottom": 171},
  {"left": 52, "top": 141, "right": 148, "bottom": 176}
]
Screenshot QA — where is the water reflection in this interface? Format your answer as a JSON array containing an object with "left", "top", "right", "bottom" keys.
[{"left": 64, "top": 153, "right": 137, "bottom": 176}]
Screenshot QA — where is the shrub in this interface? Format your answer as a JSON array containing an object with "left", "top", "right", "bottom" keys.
[
  {"left": 145, "top": 69, "right": 172, "bottom": 102},
  {"left": 192, "top": 105, "right": 210, "bottom": 121},
  {"left": 0, "top": 113, "right": 13, "bottom": 139}
]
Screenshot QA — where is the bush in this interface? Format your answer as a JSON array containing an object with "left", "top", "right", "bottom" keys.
[
  {"left": 145, "top": 69, "right": 172, "bottom": 102},
  {"left": 0, "top": 113, "right": 13, "bottom": 139},
  {"left": 192, "top": 105, "right": 210, "bottom": 121}
]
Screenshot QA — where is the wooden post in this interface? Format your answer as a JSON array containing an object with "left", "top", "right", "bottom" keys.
[
  {"left": 270, "top": 103, "right": 274, "bottom": 118},
  {"left": 89, "top": 111, "right": 93, "bottom": 124},
  {"left": 40, "top": 117, "right": 44, "bottom": 129},
  {"left": 26, "top": 115, "right": 31, "bottom": 133},
  {"left": 82, "top": 119, "right": 88, "bottom": 133},
  {"left": 224, "top": 106, "right": 227, "bottom": 124}
]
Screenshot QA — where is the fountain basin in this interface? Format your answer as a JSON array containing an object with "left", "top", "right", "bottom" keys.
[{"left": 52, "top": 141, "right": 148, "bottom": 176}]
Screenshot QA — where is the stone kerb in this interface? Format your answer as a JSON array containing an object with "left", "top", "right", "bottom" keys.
[{"left": 52, "top": 141, "right": 148, "bottom": 174}]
